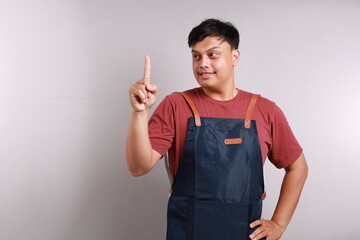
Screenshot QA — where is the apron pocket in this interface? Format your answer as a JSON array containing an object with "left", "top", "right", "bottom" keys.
[{"left": 193, "top": 201, "right": 249, "bottom": 240}]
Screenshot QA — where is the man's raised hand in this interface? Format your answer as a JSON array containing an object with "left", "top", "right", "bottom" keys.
[{"left": 129, "top": 55, "right": 158, "bottom": 112}]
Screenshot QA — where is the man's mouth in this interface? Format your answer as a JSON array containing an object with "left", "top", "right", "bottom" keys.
[{"left": 199, "top": 72, "right": 216, "bottom": 79}]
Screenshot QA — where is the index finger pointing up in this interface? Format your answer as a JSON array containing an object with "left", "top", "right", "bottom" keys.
[{"left": 143, "top": 55, "right": 151, "bottom": 80}]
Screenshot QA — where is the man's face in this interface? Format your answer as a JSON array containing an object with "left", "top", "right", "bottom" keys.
[{"left": 191, "top": 36, "right": 240, "bottom": 91}]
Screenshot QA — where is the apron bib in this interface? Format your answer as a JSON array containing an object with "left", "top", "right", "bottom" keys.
[{"left": 166, "top": 92, "right": 265, "bottom": 240}]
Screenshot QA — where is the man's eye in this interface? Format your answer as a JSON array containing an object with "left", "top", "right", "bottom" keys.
[
  {"left": 193, "top": 55, "right": 201, "bottom": 60},
  {"left": 209, "top": 52, "right": 219, "bottom": 58}
]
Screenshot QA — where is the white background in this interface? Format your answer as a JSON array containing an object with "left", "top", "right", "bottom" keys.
[{"left": 0, "top": 0, "right": 359, "bottom": 239}]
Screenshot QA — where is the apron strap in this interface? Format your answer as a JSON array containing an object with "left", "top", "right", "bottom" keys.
[
  {"left": 179, "top": 92, "right": 259, "bottom": 128},
  {"left": 179, "top": 92, "right": 201, "bottom": 126},
  {"left": 244, "top": 94, "right": 260, "bottom": 129}
]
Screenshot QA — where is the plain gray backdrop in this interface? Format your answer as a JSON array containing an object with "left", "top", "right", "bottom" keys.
[{"left": 0, "top": 0, "right": 359, "bottom": 239}]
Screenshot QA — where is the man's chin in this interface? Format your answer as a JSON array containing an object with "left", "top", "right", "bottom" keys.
[
  {"left": 198, "top": 83, "right": 217, "bottom": 92},
  {"left": 196, "top": 78, "right": 215, "bottom": 88}
]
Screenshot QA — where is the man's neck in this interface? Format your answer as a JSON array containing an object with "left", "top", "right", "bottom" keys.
[{"left": 201, "top": 86, "right": 238, "bottom": 101}]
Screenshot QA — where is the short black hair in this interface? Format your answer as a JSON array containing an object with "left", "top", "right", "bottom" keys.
[{"left": 188, "top": 19, "right": 240, "bottom": 49}]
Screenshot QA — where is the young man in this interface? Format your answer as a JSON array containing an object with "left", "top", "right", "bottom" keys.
[{"left": 127, "top": 19, "right": 308, "bottom": 240}]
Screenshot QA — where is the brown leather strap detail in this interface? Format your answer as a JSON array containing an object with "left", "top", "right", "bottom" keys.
[
  {"left": 244, "top": 94, "right": 260, "bottom": 129},
  {"left": 262, "top": 192, "right": 267, "bottom": 200},
  {"left": 179, "top": 92, "right": 201, "bottom": 126},
  {"left": 224, "top": 138, "right": 243, "bottom": 145}
]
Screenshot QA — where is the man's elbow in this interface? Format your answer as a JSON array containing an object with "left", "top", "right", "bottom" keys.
[
  {"left": 130, "top": 171, "right": 145, "bottom": 177},
  {"left": 129, "top": 167, "right": 150, "bottom": 177},
  {"left": 126, "top": 160, "right": 152, "bottom": 177}
]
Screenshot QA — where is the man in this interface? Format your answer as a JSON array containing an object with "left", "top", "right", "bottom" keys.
[{"left": 126, "top": 19, "right": 308, "bottom": 240}]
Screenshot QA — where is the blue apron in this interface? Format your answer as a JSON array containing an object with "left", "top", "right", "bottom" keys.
[{"left": 166, "top": 92, "right": 265, "bottom": 240}]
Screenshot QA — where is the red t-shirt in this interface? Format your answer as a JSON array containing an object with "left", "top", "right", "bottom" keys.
[{"left": 149, "top": 87, "right": 303, "bottom": 178}]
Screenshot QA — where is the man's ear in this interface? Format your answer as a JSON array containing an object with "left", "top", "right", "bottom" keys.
[{"left": 232, "top": 49, "right": 240, "bottom": 66}]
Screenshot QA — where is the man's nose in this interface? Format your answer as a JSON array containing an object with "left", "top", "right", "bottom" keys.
[{"left": 199, "top": 56, "right": 210, "bottom": 69}]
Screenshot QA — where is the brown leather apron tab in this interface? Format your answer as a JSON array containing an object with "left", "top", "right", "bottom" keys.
[
  {"left": 261, "top": 192, "right": 267, "bottom": 200},
  {"left": 244, "top": 94, "right": 260, "bottom": 129},
  {"left": 224, "top": 138, "right": 243, "bottom": 145},
  {"left": 179, "top": 92, "right": 201, "bottom": 126}
]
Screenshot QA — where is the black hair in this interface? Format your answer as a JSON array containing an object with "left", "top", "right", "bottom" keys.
[{"left": 188, "top": 19, "right": 240, "bottom": 49}]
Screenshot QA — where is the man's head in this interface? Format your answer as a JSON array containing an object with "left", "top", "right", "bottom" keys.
[
  {"left": 188, "top": 19, "right": 240, "bottom": 94},
  {"left": 188, "top": 19, "right": 239, "bottom": 50}
]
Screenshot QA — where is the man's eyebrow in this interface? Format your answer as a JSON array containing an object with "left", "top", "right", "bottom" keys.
[{"left": 191, "top": 46, "right": 221, "bottom": 53}]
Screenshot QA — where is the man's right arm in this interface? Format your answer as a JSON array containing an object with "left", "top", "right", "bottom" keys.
[{"left": 126, "top": 55, "right": 162, "bottom": 177}]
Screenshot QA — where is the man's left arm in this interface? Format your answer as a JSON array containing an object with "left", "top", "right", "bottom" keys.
[{"left": 249, "top": 153, "right": 308, "bottom": 240}]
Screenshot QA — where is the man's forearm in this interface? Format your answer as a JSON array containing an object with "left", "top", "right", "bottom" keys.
[
  {"left": 271, "top": 154, "right": 308, "bottom": 231},
  {"left": 126, "top": 110, "right": 154, "bottom": 176}
]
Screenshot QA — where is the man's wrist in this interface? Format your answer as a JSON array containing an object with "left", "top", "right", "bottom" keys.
[
  {"left": 131, "top": 109, "right": 149, "bottom": 119},
  {"left": 270, "top": 217, "right": 287, "bottom": 233}
]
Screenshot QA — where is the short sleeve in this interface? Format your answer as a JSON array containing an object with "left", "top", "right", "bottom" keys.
[
  {"left": 268, "top": 104, "right": 303, "bottom": 168},
  {"left": 148, "top": 96, "right": 175, "bottom": 156}
]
